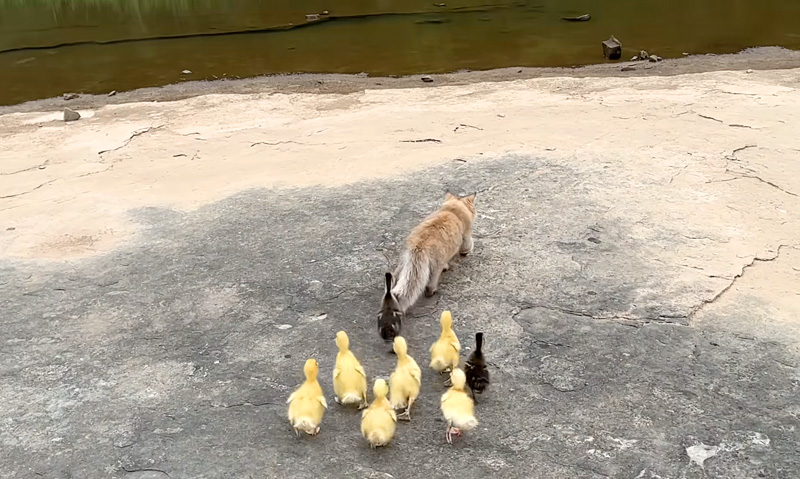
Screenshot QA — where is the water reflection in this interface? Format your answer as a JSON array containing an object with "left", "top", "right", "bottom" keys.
[{"left": 1, "top": 0, "right": 799, "bottom": 105}]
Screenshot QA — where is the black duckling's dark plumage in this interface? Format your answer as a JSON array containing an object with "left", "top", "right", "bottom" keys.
[
  {"left": 464, "top": 332, "right": 490, "bottom": 401},
  {"left": 378, "top": 272, "right": 403, "bottom": 345}
]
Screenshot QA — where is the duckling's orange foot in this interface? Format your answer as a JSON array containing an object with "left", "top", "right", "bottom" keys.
[
  {"left": 445, "top": 426, "right": 462, "bottom": 444},
  {"left": 312, "top": 426, "right": 320, "bottom": 436},
  {"left": 397, "top": 409, "right": 411, "bottom": 421},
  {"left": 445, "top": 426, "right": 459, "bottom": 444}
]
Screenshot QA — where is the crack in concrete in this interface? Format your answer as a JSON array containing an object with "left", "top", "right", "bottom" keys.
[
  {"left": 514, "top": 242, "right": 794, "bottom": 325},
  {"left": 710, "top": 170, "right": 799, "bottom": 197},
  {"left": 400, "top": 138, "right": 442, "bottom": 143},
  {"left": 76, "top": 165, "right": 114, "bottom": 178},
  {"left": 728, "top": 144, "right": 757, "bottom": 157},
  {"left": 772, "top": 358, "right": 797, "bottom": 369},
  {"left": 0, "top": 179, "right": 57, "bottom": 199},
  {"left": 706, "top": 145, "right": 798, "bottom": 197},
  {"left": 686, "top": 245, "right": 789, "bottom": 321},
  {"left": 98, "top": 125, "right": 165, "bottom": 155},
  {"left": 697, "top": 113, "right": 723, "bottom": 123},
  {"left": 250, "top": 140, "right": 315, "bottom": 147},
  {"left": 0, "top": 159, "right": 49, "bottom": 176},
  {"left": 734, "top": 173, "right": 799, "bottom": 197}
]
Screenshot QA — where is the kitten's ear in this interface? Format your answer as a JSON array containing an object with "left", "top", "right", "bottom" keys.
[
  {"left": 463, "top": 192, "right": 476, "bottom": 204},
  {"left": 445, "top": 190, "right": 456, "bottom": 201}
]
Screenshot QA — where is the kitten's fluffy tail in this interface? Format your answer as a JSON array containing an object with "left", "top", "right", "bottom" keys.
[{"left": 392, "top": 247, "right": 430, "bottom": 313}]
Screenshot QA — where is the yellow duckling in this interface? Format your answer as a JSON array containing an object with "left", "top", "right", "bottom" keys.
[
  {"left": 286, "top": 358, "right": 327, "bottom": 436},
  {"left": 389, "top": 336, "right": 422, "bottom": 421},
  {"left": 440, "top": 368, "right": 478, "bottom": 444},
  {"left": 429, "top": 310, "right": 461, "bottom": 382},
  {"left": 332, "top": 330, "right": 368, "bottom": 408},
  {"left": 360, "top": 379, "right": 397, "bottom": 448}
]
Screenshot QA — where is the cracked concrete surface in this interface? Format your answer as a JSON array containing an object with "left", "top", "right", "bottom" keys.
[{"left": 1, "top": 60, "right": 800, "bottom": 478}]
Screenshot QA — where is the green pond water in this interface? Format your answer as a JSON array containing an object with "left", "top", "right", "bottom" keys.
[{"left": 1, "top": 0, "right": 800, "bottom": 106}]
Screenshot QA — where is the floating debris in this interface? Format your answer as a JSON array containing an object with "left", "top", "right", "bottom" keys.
[{"left": 562, "top": 14, "right": 590, "bottom": 21}]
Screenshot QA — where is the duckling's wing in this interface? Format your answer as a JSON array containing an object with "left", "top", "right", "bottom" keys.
[
  {"left": 355, "top": 362, "right": 366, "bottom": 378},
  {"left": 316, "top": 395, "right": 328, "bottom": 409},
  {"left": 286, "top": 391, "right": 296, "bottom": 404},
  {"left": 411, "top": 366, "right": 422, "bottom": 386},
  {"left": 441, "top": 389, "right": 453, "bottom": 404}
]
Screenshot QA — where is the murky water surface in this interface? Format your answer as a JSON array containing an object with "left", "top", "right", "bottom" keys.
[{"left": 1, "top": 0, "right": 800, "bottom": 105}]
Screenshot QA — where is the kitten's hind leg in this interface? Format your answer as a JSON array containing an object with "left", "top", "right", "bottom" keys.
[
  {"left": 460, "top": 233, "right": 474, "bottom": 256},
  {"left": 425, "top": 266, "right": 442, "bottom": 297}
]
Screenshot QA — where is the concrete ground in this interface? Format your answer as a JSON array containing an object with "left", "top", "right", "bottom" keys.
[{"left": 1, "top": 52, "right": 800, "bottom": 478}]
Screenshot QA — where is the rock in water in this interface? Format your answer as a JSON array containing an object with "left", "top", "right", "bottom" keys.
[
  {"left": 63, "top": 108, "right": 81, "bottom": 122},
  {"left": 421, "top": 75, "right": 434, "bottom": 83},
  {"left": 63, "top": 93, "right": 79, "bottom": 100},
  {"left": 602, "top": 36, "right": 622, "bottom": 60}
]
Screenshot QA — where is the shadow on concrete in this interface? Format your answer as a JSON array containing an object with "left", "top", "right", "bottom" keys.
[{"left": 1, "top": 156, "right": 798, "bottom": 478}]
